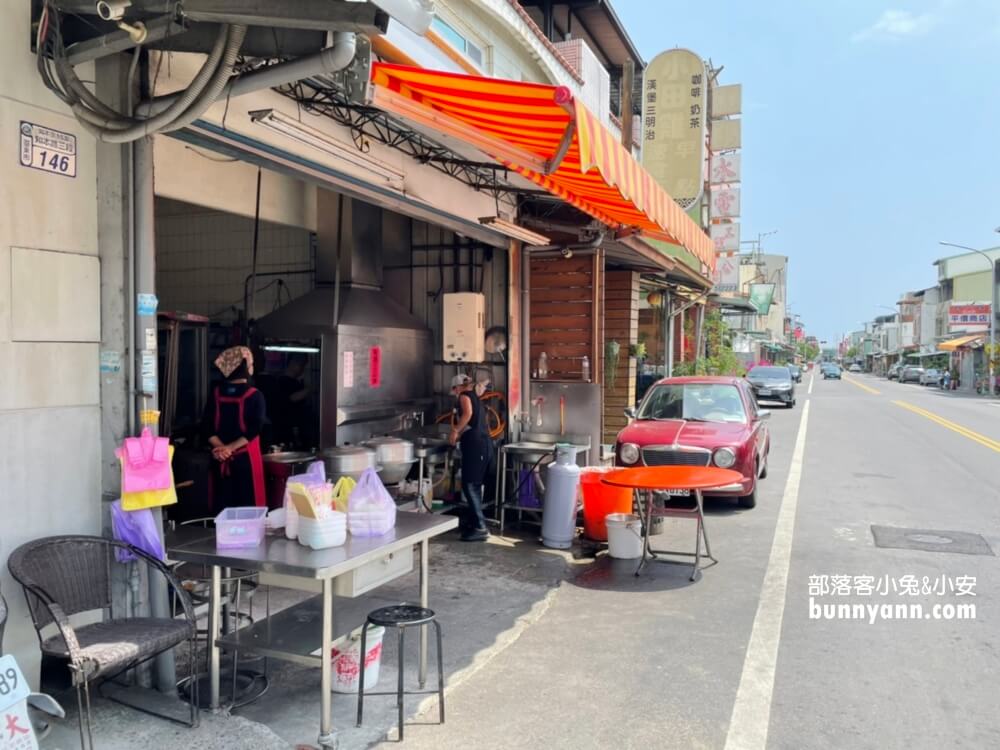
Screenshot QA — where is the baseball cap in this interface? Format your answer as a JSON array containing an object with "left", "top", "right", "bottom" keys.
[{"left": 450, "top": 374, "right": 472, "bottom": 389}]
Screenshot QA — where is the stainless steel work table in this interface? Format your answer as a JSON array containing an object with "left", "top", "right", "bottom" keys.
[{"left": 166, "top": 511, "right": 458, "bottom": 748}]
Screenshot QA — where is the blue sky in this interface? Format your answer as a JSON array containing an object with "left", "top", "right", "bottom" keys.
[{"left": 614, "top": 0, "right": 1000, "bottom": 342}]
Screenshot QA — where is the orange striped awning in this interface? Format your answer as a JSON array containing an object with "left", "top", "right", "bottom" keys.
[{"left": 369, "top": 63, "right": 715, "bottom": 270}]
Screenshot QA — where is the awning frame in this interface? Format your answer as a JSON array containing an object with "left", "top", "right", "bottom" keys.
[
  {"left": 367, "top": 63, "right": 715, "bottom": 270},
  {"left": 369, "top": 85, "right": 578, "bottom": 177}
]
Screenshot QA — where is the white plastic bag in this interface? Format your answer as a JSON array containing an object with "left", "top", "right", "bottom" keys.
[{"left": 347, "top": 468, "right": 397, "bottom": 537}]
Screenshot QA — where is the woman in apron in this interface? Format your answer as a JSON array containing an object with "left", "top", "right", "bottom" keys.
[
  {"left": 449, "top": 374, "right": 490, "bottom": 541},
  {"left": 203, "top": 346, "right": 267, "bottom": 508}
]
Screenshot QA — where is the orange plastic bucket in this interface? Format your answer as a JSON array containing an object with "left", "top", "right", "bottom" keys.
[{"left": 580, "top": 467, "right": 634, "bottom": 541}]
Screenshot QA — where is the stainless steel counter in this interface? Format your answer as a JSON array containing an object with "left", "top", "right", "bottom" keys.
[{"left": 166, "top": 512, "right": 457, "bottom": 748}]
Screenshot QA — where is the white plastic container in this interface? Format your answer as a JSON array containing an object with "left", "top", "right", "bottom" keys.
[
  {"left": 297, "top": 512, "right": 347, "bottom": 550},
  {"left": 215, "top": 507, "right": 267, "bottom": 549},
  {"left": 331, "top": 625, "right": 385, "bottom": 693},
  {"left": 606, "top": 513, "right": 643, "bottom": 559},
  {"left": 581, "top": 355, "right": 590, "bottom": 382},
  {"left": 285, "top": 501, "right": 299, "bottom": 540}
]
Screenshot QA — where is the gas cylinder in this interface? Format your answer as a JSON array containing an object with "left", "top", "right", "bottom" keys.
[{"left": 541, "top": 444, "right": 581, "bottom": 549}]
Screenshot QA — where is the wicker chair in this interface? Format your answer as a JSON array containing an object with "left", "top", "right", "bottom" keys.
[{"left": 7, "top": 535, "right": 199, "bottom": 749}]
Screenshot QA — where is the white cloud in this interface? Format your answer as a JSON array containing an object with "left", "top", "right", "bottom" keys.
[{"left": 852, "top": 9, "right": 936, "bottom": 42}]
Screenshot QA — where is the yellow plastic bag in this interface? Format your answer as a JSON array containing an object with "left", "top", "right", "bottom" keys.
[
  {"left": 332, "top": 476, "right": 356, "bottom": 513},
  {"left": 120, "top": 446, "right": 178, "bottom": 510}
]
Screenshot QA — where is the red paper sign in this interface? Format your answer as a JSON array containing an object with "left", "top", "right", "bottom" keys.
[{"left": 369, "top": 346, "right": 382, "bottom": 388}]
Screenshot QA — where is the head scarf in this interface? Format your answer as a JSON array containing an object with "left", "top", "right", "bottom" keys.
[{"left": 214, "top": 346, "right": 253, "bottom": 378}]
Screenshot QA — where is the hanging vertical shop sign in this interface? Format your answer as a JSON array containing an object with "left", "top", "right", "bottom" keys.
[
  {"left": 749, "top": 283, "right": 776, "bottom": 314},
  {"left": 710, "top": 223, "right": 740, "bottom": 252},
  {"left": 710, "top": 152, "right": 740, "bottom": 184},
  {"left": 710, "top": 119, "right": 742, "bottom": 151},
  {"left": 712, "top": 252, "right": 739, "bottom": 292},
  {"left": 641, "top": 49, "right": 708, "bottom": 211},
  {"left": 711, "top": 84, "right": 742, "bottom": 117},
  {"left": 710, "top": 186, "right": 741, "bottom": 218}
]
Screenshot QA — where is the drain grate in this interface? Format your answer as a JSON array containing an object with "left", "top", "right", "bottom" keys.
[{"left": 871, "top": 525, "right": 995, "bottom": 556}]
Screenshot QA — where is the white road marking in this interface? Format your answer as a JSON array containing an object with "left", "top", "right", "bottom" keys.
[
  {"left": 724, "top": 400, "right": 811, "bottom": 750},
  {"left": 807, "top": 373, "right": 815, "bottom": 395}
]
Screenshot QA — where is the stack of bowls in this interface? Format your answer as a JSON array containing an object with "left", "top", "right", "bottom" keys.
[{"left": 297, "top": 511, "right": 347, "bottom": 549}]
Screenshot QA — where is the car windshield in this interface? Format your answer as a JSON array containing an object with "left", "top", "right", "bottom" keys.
[
  {"left": 636, "top": 384, "right": 748, "bottom": 423},
  {"left": 749, "top": 367, "right": 791, "bottom": 379}
]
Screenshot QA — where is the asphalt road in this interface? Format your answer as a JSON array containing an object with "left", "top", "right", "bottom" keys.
[{"left": 388, "top": 369, "right": 1000, "bottom": 750}]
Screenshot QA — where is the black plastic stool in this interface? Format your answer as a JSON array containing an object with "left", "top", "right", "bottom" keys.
[{"left": 356, "top": 604, "right": 444, "bottom": 741}]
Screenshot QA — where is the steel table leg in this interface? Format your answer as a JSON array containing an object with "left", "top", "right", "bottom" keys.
[
  {"left": 418, "top": 457, "right": 426, "bottom": 512},
  {"left": 318, "top": 578, "right": 335, "bottom": 748},
  {"left": 418, "top": 539, "right": 429, "bottom": 688},
  {"left": 635, "top": 489, "right": 652, "bottom": 577},
  {"left": 209, "top": 565, "right": 221, "bottom": 709},
  {"left": 499, "top": 449, "right": 507, "bottom": 533},
  {"left": 698, "top": 489, "right": 717, "bottom": 563}
]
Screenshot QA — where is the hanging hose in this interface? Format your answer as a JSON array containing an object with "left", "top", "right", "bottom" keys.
[
  {"left": 436, "top": 390, "right": 508, "bottom": 439},
  {"left": 37, "top": 2, "right": 247, "bottom": 143}
]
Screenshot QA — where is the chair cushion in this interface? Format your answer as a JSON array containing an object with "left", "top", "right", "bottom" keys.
[{"left": 42, "top": 618, "right": 193, "bottom": 680}]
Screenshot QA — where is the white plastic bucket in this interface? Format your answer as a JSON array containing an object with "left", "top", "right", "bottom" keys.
[
  {"left": 606, "top": 513, "right": 643, "bottom": 559},
  {"left": 331, "top": 625, "right": 385, "bottom": 693}
]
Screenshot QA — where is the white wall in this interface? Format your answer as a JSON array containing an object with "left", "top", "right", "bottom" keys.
[
  {"left": 154, "top": 136, "right": 317, "bottom": 231},
  {"left": 0, "top": 2, "right": 101, "bottom": 681},
  {"left": 155, "top": 198, "right": 314, "bottom": 322}
]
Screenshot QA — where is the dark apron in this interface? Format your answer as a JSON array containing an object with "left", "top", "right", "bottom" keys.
[
  {"left": 459, "top": 390, "right": 490, "bottom": 485},
  {"left": 211, "top": 386, "right": 266, "bottom": 508}
]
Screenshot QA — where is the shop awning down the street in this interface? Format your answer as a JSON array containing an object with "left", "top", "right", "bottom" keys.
[
  {"left": 368, "top": 63, "right": 715, "bottom": 270},
  {"left": 938, "top": 334, "right": 985, "bottom": 351}
]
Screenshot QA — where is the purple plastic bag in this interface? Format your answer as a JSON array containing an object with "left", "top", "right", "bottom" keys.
[{"left": 111, "top": 500, "right": 165, "bottom": 563}]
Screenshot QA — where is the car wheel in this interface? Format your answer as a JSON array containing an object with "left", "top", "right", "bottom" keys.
[
  {"left": 759, "top": 454, "right": 769, "bottom": 479},
  {"left": 738, "top": 484, "right": 757, "bottom": 509}
]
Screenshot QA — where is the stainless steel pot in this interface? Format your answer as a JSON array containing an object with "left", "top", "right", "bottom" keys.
[
  {"left": 320, "top": 445, "right": 377, "bottom": 480},
  {"left": 363, "top": 436, "right": 417, "bottom": 485},
  {"left": 262, "top": 450, "right": 316, "bottom": 471}
]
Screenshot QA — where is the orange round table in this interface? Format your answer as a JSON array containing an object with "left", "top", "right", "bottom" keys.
[
  {"left": 602, "top": 466, "right": 743, "bottom": 492},
  {"left": 601, "top": 466, "right": 743, "bottom": 579}
]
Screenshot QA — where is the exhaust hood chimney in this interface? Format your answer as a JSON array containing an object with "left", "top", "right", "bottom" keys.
[{"left": 317, "top": 190, "right": 382, "bottom": 289}]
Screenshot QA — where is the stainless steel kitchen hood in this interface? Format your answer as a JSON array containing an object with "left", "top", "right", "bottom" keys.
[{"left": 256, "top": 191, "right": 433, "bottom": 447}]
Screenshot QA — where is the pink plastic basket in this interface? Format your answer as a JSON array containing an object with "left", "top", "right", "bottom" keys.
[{"left": 215, "top": 507, "right": 267, "bottom": 549}]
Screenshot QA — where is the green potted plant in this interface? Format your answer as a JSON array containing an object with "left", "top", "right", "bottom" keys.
[{"left": 606, "top": 340, "right": 621, "bottom": 389}]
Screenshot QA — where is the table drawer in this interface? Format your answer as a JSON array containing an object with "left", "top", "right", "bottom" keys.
[{"left": 334, "top": 545, "right": 414, "bottom": 598}]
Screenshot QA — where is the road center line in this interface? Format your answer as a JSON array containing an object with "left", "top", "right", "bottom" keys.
[
  {"left": 807, "top": 373, "right": 814, "bottom": 395},
  {"left": 724, "top": 400, "right": 811, "bottom": 750},
  {"left": 892, "top": 400, "right": 1000, "bottom": 453},
  {"left": 842, "top": 375, "right": 880, "bottom": 395}
]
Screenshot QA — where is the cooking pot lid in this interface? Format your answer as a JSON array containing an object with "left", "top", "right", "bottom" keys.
[
  {"left": 321, "top": 445, "right": 375, "bottom": 457},
  {"left": 362, "top": 436, "right": 413, "bottom": 448},
  {"left": 263, "top": 451, "right": 316, "bottom": 463}
]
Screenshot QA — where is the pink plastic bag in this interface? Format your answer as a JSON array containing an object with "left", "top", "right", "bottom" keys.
[
  {"left": 347, "top": 468, "right": 396, "bottom": 537},
  {"left": 110, "top": 500, "right": 165, "bottom": 563},
  {"left": 117, "top": 428, "right": 173, "bottom": 493}
]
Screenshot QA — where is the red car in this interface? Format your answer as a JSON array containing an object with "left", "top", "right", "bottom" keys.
[{"left": 615, "top": 376, "right": 770, "bottom": 508}]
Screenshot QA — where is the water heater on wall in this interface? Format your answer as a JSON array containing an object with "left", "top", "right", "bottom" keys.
[{"left": 443, "top": 293, "right": 486, "bottom": 362}]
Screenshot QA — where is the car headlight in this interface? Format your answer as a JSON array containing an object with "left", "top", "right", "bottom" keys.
[
  {"left": 713, "top": 447, "right": 737, "bottom": 468},
  {"left": 619, "top": 442, "right": 640, "bottom": 465}
]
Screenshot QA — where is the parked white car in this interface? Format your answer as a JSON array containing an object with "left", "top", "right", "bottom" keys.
[{"left": 920, "top": 368, "right": 943, "bottom": 386}]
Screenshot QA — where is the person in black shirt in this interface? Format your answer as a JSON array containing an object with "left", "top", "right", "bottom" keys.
[
  {"left": 271, "top": 353, "right": 311, "bottom": 448},
  {"left": 449, "top": 374, "right": 490, "bottom": 542},
  {"left": 203, "top": 346, "right": 267, "bottom": 508}
]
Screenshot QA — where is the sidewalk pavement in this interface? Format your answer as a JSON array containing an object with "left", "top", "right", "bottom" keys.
[{"left": 44, "top": 526, "right": 586, "bottom": 750}]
